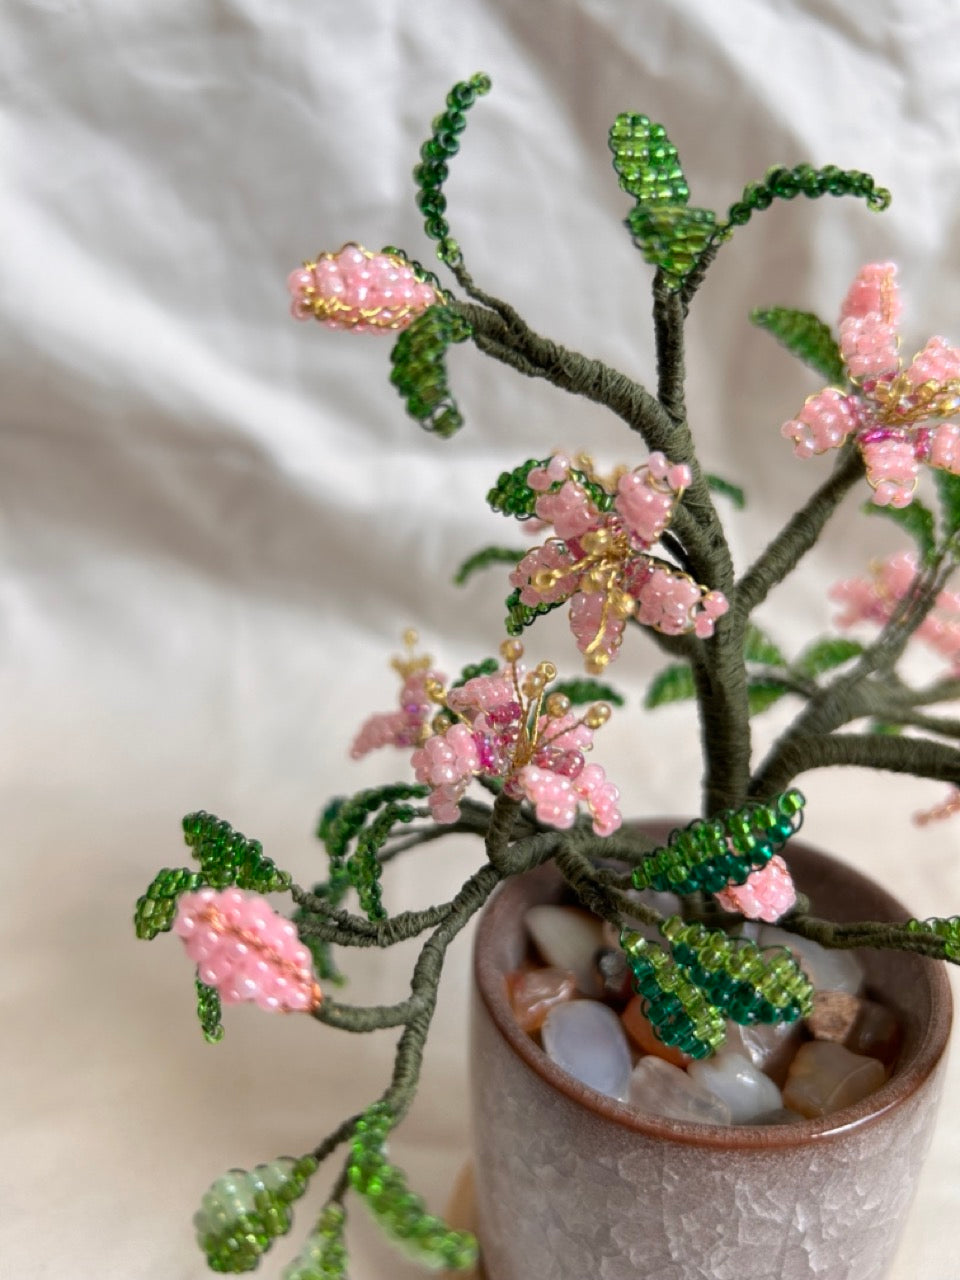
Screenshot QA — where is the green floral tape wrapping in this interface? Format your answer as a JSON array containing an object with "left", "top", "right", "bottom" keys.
[
  {"left": 194, "top": 1155, "right": 318, "bottom": 1273},
  {"left": 348, "top": 1104, "right": 477, "bottom": 1270},
  {"left": 619, "top": 930, "right": 726, "bottom": 1059},
  {"left": 660, "top": 917, "right": 813, "bottom": 1025},
  {"left": 631, "top": 789, "right": 805, "bottom": 896}
]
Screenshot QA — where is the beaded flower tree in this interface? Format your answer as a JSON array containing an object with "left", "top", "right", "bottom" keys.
[{"left": 136, "top": 74, "right": 960, "bottom": 1278}]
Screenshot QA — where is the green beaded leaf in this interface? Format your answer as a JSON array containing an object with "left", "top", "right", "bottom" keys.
[
  {"left": 549, "top": 677, "right": 626, "bottom": 708},
  {"left": 486, "top": 458, "right": 612, "bottom": 521},
  {"left": 619, "top": 931, "right": 726, "bottom": 1059},
  {"left": 453, "top": 545, "right": 527, "bottom": 586},
  {"left": 644, "top": 662, "right": 696, "bottom": 709},
  {"left": 705, "top": 474, "right": 746, "bottom": 510},
  {"left": 743, "top": 624, "right": 786, "bottom": 668},
  {"left": 389, "top": 305, "right": 473, "bottom": 438},
  {"left": 134, "top": 866, "right": 205, "bottom": 940},
  {"left": 631, "top": 790, "right": 805, "bottom": 898},
  {"left": 906, "top": 916, "right": 960, "bottom": 961},
  {"left": 660, "top": 918, "right": 814, "bottom": 1025},
  {"left": 934, "top": 470, "right": 960, "bottom": 543},
  {"left": 349, "top": 1104, "right": 478, "bottom": 1271},
  {"left": 347, "top": 802, "right": 421, "bottom": 921},
  {"left": 194, "top": 1155, "right": 318, "bottom": 1273},
  {"left": 724, "top": 164, "right": 892, "bottom": 234},
  {"left": 380, "top": 245, "right": 445, "bottom": 296},
  {"left": 503, "top": 586, "right": 566, "bottom": 636},
  {"left": 860, "top": 497, "right": 937, "bottom": 567},
  {"left": 747, "top": 678, "right": 789, "bottom": 715},
  {"left": 294, "top": 864, "right": 350, "bottom": 985},
  {"left": 182, "top": 811, "right": 292, "bottom": 894},
  {"left": 609, "top": 112, "right": 691, "bottom": 206},
  {"left": 869, "top": 719, "right": 904, "bottom": 735},
  {"left": 284, "top": 1202, "right": 349, "bottom": 1280},
  {"left": 625, "top": 205, "right": 718, "bottom": 292},
  {"left": 195, "top": 974, "right": 225, "bottom": 1044},
  {"left": 750, "top": 307, "right": 845, "bottom": 385},
  {"left": 414, "top": 72, "right": 492, "bottom": 267},
  {"left": 320, "top": 784, "right": 430, "bottom": 866},
  {"left": 794, "top": 636, "right": 864, "bottom": 678}
]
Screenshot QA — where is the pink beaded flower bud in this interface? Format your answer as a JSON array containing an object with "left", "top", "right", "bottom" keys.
[
  {"left": 174, "top": 888, "right": 322, "bottom": 1013},
  {"left": 713, "top": 855, "right": 796, "bottom": 924},
  {"left": 287, "top": 243, "right": 439, "bottom": 332}
]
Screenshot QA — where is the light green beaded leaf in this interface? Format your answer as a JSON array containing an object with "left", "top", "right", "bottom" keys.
[
  {"left": 134, "top": 866, "right": 206, "bottom": 940},
  {"left": 503, "top": 586, "right": 566, "bottom": 637},
  {"left": 625, "top": 205, "right": 718, "bottom": 292},
  {"left": 194, "top": 1155, "right": 318, "bottom": 1274},
  {"left": 281, "top": 1202, "right": 349, "bottom": 1280},
  {"left": 794, "top": 636, "right": 864, "bottom": 678},
  {"left": 349, "top": 1104, "right": 478, "bottom": 1271},
  {"left": 453, "top": 545, "right": 527, "bottom": 586},
  {"left": 860, "top": 498, "right": 937, "bottom": 567},
  {"left": 644, "top": 662, "right": 695, "bottom": 709},
  {"left": 389, "top": 305, "right": 473, "bottom": 437},
  {"left": 906, "top": 916, "right": 960, "bottom": 960},
  {"left": 750, "top": 307, "right": 845, "bottom": 385},
  {"left": 743, "top": 624, "right": 786, "bottom": 668}
]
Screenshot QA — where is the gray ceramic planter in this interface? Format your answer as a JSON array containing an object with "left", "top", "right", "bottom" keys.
[{"left": 470, "top": 833, "right": 952, "bottom": 1280}]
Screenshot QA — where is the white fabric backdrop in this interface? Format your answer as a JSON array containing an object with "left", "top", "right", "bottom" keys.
[{"left": 3, "top": 2, "right": 959, "bottom": 1276}]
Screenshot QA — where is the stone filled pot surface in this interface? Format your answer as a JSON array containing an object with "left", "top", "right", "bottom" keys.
[{"left": 470, "top": 828, "right": 952, "bottom": 1280}]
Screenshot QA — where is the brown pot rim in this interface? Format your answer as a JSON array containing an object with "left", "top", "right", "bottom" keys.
[{"left": 473, "top": 830, "right": 953, "bottom": 1151}]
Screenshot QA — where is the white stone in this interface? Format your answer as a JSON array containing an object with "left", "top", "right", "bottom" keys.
[
  {"left": 759, "top": 925, "right": 865, "bottom": 995},
  {"left": 628, "top": 1056, "right": 732, "bottom": 1125},
  {"left": 526, "top": 905, "right": 605, "bottom": 996},
  {"left": 723, "top": 1018, "right": 806, "bottom": 1085},
  {"left": 541, "top": 1000, "right": 633, "bottom": 1101},
  {"left": 687, "top": 1049, "right": 783, "bottom": 1123}
]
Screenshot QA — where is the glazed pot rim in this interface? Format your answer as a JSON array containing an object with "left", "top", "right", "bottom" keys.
[{"left": 473, "top": 831, "right": 953, "bottom": 1151}]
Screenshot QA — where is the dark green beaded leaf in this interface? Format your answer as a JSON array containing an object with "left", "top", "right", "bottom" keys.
[
  {"left": 134, "top": 866, "right": 205, "bottom": 939},
  {"left": 547, "top": 677, "right": 626, "bottom": 708},
  {"left": 319, "top": 784, "right": 430, "bottom": 867},
  {"left": 414, "top": 73, "right": 492, "bottom": 266},
  {"left": 486, "top": 458, "right": 613, "bottom": 521},
  {"left": 348, "top": 1104, "right": 478, "bottom": 1271},
  {"left": 743, "top": 624, "right": 786, "bottom": 668},
  {"left": 705, "top": 473, "right": 746, "bottom": 510},
  {"left": 860, "top": 497, "right": 937, "bottom": 567},
  {"left": 631, "top": 791, "right": 805, "bottom": 896},
  {"left": 182, "top": 811, "right": 292, "bottom": 894},
  {"left": 723, "top": 164, "right": 891, "bottom": 236},
  {"left": 453, "top": 545, "right": 527, "bottom": 586},
  {"left": 389, "top": 305, "right": 472, "bottom": 437},
  {"left": 934, "top": 470, "right": 960, "bottom": 543},
  {"left": 747, "top": 678, "right": 789, "bottom": 715},
  {"left": 750, "top": 307, "right": 846, "bottom": 385},
  {"left": 194, "top": 1155, "right": 318, "bottom": 1273},
  {"left": 503, "top": 586, "right": 566, "bottom": 637},
  {"left": 644, "top": 662, "right": 696, "bottom": 709},
  {"left": 294, "top": 864, "right": 351, "bottom": 985},
  {"left": 347, "top": 802, "right": 421, "bottom": 921},
  {"left": 450, "top": 656, "right": 500, "bottom": 688},
  {"left": 195, "top": 974, "right": 225, "bottom": 1044}
]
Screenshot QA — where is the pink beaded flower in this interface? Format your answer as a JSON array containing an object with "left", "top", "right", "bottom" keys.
[
  {"left": 174, "top": 888, "right": 322, "bottom": 1013},
  {"left": 713, "top": 855, "right": 796, "bottom": 924},
  {"left": 830, "top": 550, "right": 960, "bottom": 670},
  {"left": 409, "top": 640, "right": 622, "bottom": 835},
  {"left": 287, "top": 243, "right": 439, "bottom": 332},
  {"left": 351, "top": 632, "right": 446, "bottom": 759},
  {"left": 781, "top": 262, "right": 960, "bottom": 507},
  {"left": 510, "top": 452, "right": 728, "bottom": 673}
]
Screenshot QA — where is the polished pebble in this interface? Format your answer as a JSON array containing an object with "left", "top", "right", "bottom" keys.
[
  {"left": 594, "top": 947, "right": 633, "bottom": 1004},
  {"left": 759, "top": 925, "right": 865, "bottom": 995},
  {"left": 541, "top": 999, "right": 633, "bottom": 1100},
  {"left": 782, "top": 1040, "right": 887, "bottom": 1117},
  {"left": 629, "top": 1056, "right": 732, "bottom": 1125},
  {"left": 505, "top": 967, "right": 578, "bottom": 1032},
  {"left": 526, "top": 905, "right": 606, "bottom": 996},
  {"left": 622, "top": 996, "right": 691, "bottom": 1068},
  {"left": 807, "top": 990, "right": 902, "bottom": 1067},
  {"left": 687, "top": 1050, "right": 783, "bottom": 1123},
  {"left": 723, "top": 1018, "right": 807, "bottom": 1087}
]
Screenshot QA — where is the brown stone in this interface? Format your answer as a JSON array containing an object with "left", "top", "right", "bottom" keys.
[
  {"left": 782, "top": 1040, "right": 887, "bottom": 1118},
  {"left": 807, "top": 990, "right": 902, "bottom": 1067},
  {"left": 621, "top": 995, "right": 691, "bottom": 1068},
  {"left": 505, "top": 966, "right": 577, "bottom": 1032}
]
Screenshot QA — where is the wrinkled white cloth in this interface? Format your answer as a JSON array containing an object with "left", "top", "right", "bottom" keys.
[{"left": 2, "top": 2, "right": 959, "bottom": 1277}]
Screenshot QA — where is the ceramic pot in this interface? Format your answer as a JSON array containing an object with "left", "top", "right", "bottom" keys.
[{"left": 470, "top": 830, "right": 952, "bottom": 1280}]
